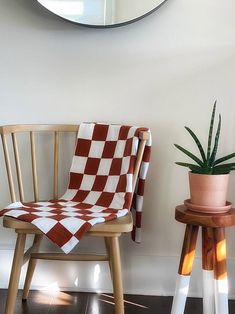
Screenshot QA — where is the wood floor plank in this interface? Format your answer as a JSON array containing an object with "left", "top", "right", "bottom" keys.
[
  {"left": 86, "top": 294, "right": 173, "bottom": 314},
  {"left": 48, "top": 291, "right": 88, "bottom": 314},
  {"left": 0, "top": 289, "right": 234, "bottom": 313}
]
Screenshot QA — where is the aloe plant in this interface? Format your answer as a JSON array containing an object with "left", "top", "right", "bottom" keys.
[{"left": 174, "top": 102, "right": 235, "bottom": 174}]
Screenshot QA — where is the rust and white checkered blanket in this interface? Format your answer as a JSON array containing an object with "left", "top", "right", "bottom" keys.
[{"left": 0, "top": 123, "right": 151, "bottom": 253}]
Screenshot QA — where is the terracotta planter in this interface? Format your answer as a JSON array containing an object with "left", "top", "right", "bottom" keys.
[{"left": 188, "top": 172, "right": 230, "bottom": 212}]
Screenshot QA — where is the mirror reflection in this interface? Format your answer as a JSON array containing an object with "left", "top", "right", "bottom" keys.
[{"left": 37, "top": 0, "right": 166, "bottom": 27}]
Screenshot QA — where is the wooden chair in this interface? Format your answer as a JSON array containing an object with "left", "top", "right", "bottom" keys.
[{"left": 0, "top": 124, "right": 149, "bottom": 314}]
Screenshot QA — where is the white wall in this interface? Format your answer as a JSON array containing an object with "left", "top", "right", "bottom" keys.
[{"left": 1, "top": 0, "right": 235, "bottom": 298}]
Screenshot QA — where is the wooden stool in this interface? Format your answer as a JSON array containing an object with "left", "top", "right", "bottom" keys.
[{"left": 171, "top": 205, "right": 235, "bottom": 314}]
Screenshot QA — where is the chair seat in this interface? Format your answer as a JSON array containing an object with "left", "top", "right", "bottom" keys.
[{"left": 3, "top": 212, "right": 133, "bottom": 234}]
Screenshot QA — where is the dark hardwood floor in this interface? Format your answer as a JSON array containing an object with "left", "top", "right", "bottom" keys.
[{"left": 0, "top": 290, "right": 235, "bottom": 313}]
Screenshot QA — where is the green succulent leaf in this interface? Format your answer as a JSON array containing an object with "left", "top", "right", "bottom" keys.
[
  {"left": 174, "top": 144, "right": 204, "bottom": 166},
  {"left": 209, "top": 114, "right": 221, "bottom": 166},
  {"left": 192, "top": 168, "right": 213, "bottom": 174},
  {"left": 214, "top": 152, "right": 235, "bottom": 165},
  {"left": 175, "top": 162, "right": 201, "bottom": 170},
  {"left": 213, "top": 162, "right": 235, "bottom": 170},
  {"left": 212, "top": 168, "right": 234, "bottom": 174},
  {"left": 207, "top": 101, "right": 216, "bottom": 162},
  {"left": 184, "top": 126, "right": 206, "bottom": 162},
  {"left": 212, "top": 163, "right": 235, "bottom": 174},
  {"left": 175, "top": 162, "right": 209, "bottom": 174}
]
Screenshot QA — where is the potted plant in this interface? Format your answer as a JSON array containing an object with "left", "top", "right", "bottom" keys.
[{"left": 174, "top": 102, "right": 235, "bottom": 213}]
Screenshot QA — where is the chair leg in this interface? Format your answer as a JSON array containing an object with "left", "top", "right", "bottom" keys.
[
  {"left": 104, "top": 237, "right": 113, "bottom": 280},
  {"left": 171, "top": 224, "right": 199, "bottom": 314},
  {"left": 5, "top": 232, "right": 26, "bottom": 314},
  {"left": 109, "top": 236, "right": 124, "bottom": 314},
  {"left": 213, "top": 228, "right": 228, "bottom": 314},
  {"left": 22, "top": 235, "right": 43, "bottom": 301}
]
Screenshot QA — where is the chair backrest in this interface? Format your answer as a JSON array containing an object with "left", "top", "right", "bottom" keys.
[{"left": 0, "top": 124, "right": 149, "bottom": 203}]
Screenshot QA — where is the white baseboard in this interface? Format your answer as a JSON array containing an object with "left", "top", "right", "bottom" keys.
[{"left": 1, "top": 247, "right": 235, "bottom": 299}]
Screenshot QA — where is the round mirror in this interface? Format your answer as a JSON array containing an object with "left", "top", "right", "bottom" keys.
[{"left": 36, "top": 0, "right": 167, "bottom": 28}]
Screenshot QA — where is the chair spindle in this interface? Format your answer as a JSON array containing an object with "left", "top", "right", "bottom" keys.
[
  {"left": 12, "top": 133, "right": 25, "bottom": 202},
  {"left": 132, "top": 139, "right": 147, "bottom": 191},
  {"left": 1, "top": 134, "right": 16, "bottom": 202},
  {"left": 53, "top": 131, "right": 59, "bottom": 199},
  {"left": 30, "top": 132, "right": 39, "bottom": 202}
]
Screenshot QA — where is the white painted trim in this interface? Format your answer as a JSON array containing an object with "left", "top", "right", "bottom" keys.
[
  {"left": 202, "top": 270, "right": 215, "bottom": 314},
  {"left": 215, "top": 278, "right": 229, "bottom": 314},
  {"left": 171, "top": 274, "right": 190, "bottom": 314}
]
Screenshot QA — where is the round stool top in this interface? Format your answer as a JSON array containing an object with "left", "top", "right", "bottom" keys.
[{"left": 175, "top": 205, "right": 235, "bottom": 228}]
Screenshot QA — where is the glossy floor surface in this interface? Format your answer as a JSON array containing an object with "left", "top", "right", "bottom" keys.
[{"left": 0, "top": 290, "right": 235, "bottom": 313}]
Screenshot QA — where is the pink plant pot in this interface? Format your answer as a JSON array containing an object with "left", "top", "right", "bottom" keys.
[{"left": 189, "top": 172, "right": 229, "bottom": 209}]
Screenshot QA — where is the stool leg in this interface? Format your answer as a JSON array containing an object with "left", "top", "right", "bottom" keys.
[
  {"left": 171, "top": 224, "right": 199, "bottom": 314},
  {"left": 202, "top": 227, "right": 215, "bottom": 314},
  {"left": 213, "top": 228, "right": 228, "bottom": 314}
]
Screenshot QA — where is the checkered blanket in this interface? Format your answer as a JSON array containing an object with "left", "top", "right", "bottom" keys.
[{"left": 0, "top": 123, "right": 151, "bottom": 253}]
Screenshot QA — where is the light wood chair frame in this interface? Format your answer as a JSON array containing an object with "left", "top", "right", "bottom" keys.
[{"left": 0, "top": 124, "right": 149, "bottom": 314}]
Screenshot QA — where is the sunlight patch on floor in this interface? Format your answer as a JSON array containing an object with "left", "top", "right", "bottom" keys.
[
  {"left": 37, "top": 282, "right": 74, "bottom": 305},
  {"left": 100, "top": 293, "right": 149, "bottom": 309},
  {"left": 39, "top": 282, "right": 60, "bottom": 296}
]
